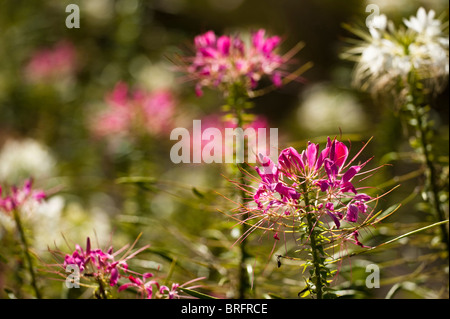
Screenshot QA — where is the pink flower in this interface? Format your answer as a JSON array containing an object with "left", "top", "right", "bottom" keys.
[
  {"left": 255, "top": 153, "right": 278, "bottom": 187},
  {"left": 118, "top": 273, "right": 205, "bottom": 299},
  {"left": 182, "top": 29, "right": 289, "bottom": 96},
  {"left": 0, "top": 179, "right": 46, "bottom": 214},
  {"left": 159, "top": 283, "right": 180, "bottom": 299},
  {"left": 24, "top": 41, "right": 77, "bottom": 83},
  {"left": 140, "top": 89, "right": 176, "bottom": 136},
  {"left": 118, "top": 273, "right": 159, "bottom": 299},
  {"left": 63, "top": 237, "right": 147, "bottom": 287},
  {"left": 91, "top": 82, "right": 176, "bottom": 139},
  {"left": 315, "top": 138, "right": 369, "bottom": 204},
  {"left": 251, "top": 137, "right": 374, "bottom": 231},
  {"left": 63, "top": 237, "right": 128, "bottom": 286}
]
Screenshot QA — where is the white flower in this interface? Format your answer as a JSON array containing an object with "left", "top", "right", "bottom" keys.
[
  {"left": 0, "top": 138, "right": 56, "bottom": 184},
  {"left": 354, "top": 36, "right": 411, "bottom": 91},
  {"left": 410, "top": 41, "right": 449, "bottom": 77},
  {"left": 345, "top": 7, "right": 449, "bottom": 94},
  {"left": 403, "top": 7, "right": 442, "bottom": 38},
  {"left": 32, "top": 196, "right": 65, "bottom": 250},
  {"left": 403, "top": 7, "right": 450, "bottom": 80},
  {"left": 368, "top": 14, "right": 388, "bottom": 39}
]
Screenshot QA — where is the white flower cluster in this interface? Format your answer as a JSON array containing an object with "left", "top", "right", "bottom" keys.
[
  {"left": 0, "top": 138, "right": 56, "bottom": 184},
  {"left": 350, "top": 7, "right": 449, "bottom": 94}
]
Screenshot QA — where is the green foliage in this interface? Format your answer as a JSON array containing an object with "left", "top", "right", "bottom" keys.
[{"left": 0, "top": 0, "right": 448, "bottom": 300}]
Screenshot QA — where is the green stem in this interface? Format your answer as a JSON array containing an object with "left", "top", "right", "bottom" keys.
[
  {"left": 237, "top": 102, "right": 251, "bottom": 299},
  {"left": 12, "top": 209, "right": 41, "bottom": 299},
  {"left": 95, "top": 276, "right": 108, "bottom": 299},
  {"left": 227, "top": 83, "right": 251, "bottom": 299},
  {"left": 411, "top": 103, "right": 449, "bottom": 250},
  {"left": 406, "top": 74, "right": 449, "bottom": 251},
  {"left": 302, "top": 184, "right": 324, "bottom": 299},
  {"left": 237, "top": 164, "right": 250, "bottom": 299}
]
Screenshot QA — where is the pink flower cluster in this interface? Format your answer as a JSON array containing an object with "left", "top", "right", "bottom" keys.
[
  {"left": 24, "top": 41, "right": 77, "bottom": 83},
  {"left": 119, "top": 273, "right": 181, "bottom": 299},
  {"left": 62, "top": 237, "right": 203, "bottom": 299},
  {"left": 0, "top": 179, "right": 46, "bottom": 214},
  {"left": 186, "top": 29, "right": 286, "bottom": 96},
  {"left": 92, "top": 82, "right": 176, "bottom": 138},
  {"left": 253, "top": 137, "right": 372, "bottom": 230},
  {"left": 63, "top": 237, "right": 129, "bottom": 286}
]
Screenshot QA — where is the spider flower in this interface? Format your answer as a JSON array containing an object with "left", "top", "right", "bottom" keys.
[
  {"left": 63, "top": 237, "right": 131, "bottom": 286},
  {"left": 181, "top": 29, "right": 297, "bottom": 96},
  {"left": 250, "top": 137, "right": 374, "bottom": 232},
  {"left": 0, "top": 179, "right": 46, "bottom": 215},
  {"left": 118, "top": 273, "right": 159, "bottom": 299},
  {"left": 62, "top": 237, "right": 148, "bottom": 288},
  {"left": 118, "top": 272, "right": 205, "bottom": 299},
  {"left": 344, "top": 7, "right": 449, "bottom": 95}
]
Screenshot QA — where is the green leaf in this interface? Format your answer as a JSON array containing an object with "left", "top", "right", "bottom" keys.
[
  {"left": 115, "top": 176, "right": 158, "bottom": 192},
  {"left": 115, "top": 176, "right": 157, "bottom": 184},
  {"left": 300, "top": 290, "right": 311, "bottom": 298},
  {"left": 365, "top": 203, "right": 401, "bottom": 225},
  {"left": 146, "top": 247, "right": 176, "bottom": 263},
  {"left": 350, "top": 220, "right": 449, "bottom": 258},
  {"left": 192, "top": 187, "right": 205, "bottom": 199},
  {"left": 178, "top": 287, "right": 218, "bottom": 299}
]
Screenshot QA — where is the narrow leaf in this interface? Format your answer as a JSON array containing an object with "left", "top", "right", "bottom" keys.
[{"left": 178, "top": 287, "right": 219, "bottom": 299}]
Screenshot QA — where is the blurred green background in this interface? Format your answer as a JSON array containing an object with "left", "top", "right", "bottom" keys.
[{"left": 0, "top": 0, "right": 448, "bottom": 299}]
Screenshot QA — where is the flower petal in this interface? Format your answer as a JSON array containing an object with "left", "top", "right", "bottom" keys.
[
  {"left": 217, "top": 36, "right": 231, "bottom": 55},
  {"left": 334, "top": 141, "right": 349, "bottom": 169},
  {"left": 306, "top": 142, "right": 319, "bottom": 168},
  {"left": 342, "top": 165, "right": 361, "bottom": 183},
  {"left": 110, "top": 267, "right": 119, "bottom": 286},
  {"left": 327, "top": 211, "right": 341, "bottom": 229},
  {"left": 346, "top": 204, "right": 359, "bottom": 222}
]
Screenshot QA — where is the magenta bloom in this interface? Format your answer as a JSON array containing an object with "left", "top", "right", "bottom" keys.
[
  {"left": 118, "top": 273, "right": 205, "bottom": 299},
  {"left": 63, "top": 237, "right": 129, "bottom": 286},
  {"left": 0, "top": 179, "right": 46, "bottom": 214},
  {"left": 118, "top": 273, "right": 159, "bottom": 299},
  {"left": 182, "top": 29, "right": 288, "bottom": 96},
  {"left": 251, "top": 137, "right": 374, "bottom": 233},
  {"left": 159, "top": 283, "right": 180, "bottom": 299},
  {"left": 91, "top": 82, "right": 176, "bottom": 139}
]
